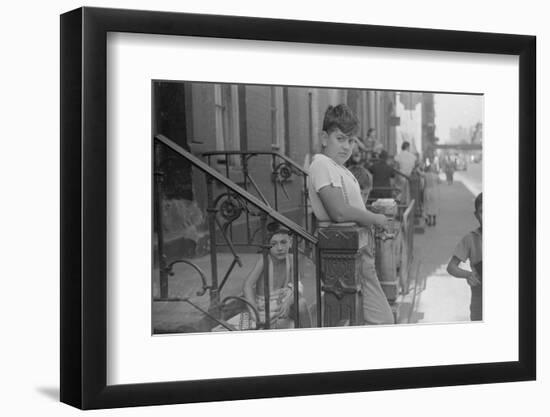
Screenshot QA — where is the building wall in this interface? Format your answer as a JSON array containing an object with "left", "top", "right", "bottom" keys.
[
  {"left": 287, "top": 87, "right": 311, "bottom": 167},
  {"left": 244, "top": 85, "right": 272, "bottom": 152},
  {"left": 188, "top": 83, "right": 216, "bottom": 216},
  {"left": 191, "top": 83, "right": 312, "bottom": 248},
  {"left": 242, "top": 85, "right": 274, "bottom": 208},
  {"left": 190, "top": 83, "right": 217, "bottom": 145}
]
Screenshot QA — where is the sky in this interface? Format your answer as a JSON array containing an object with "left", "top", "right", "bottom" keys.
[{"left": 434, "top": 94, "right": 483, "bottom": 144}]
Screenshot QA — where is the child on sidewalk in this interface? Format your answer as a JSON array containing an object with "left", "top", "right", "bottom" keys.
[{"left": 446, "top": 193, "right": 483, "bottom": 321}]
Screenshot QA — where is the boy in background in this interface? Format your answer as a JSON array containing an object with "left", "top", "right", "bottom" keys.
[
  {"left": 348, "top": 164, "right": 372, "bottom": 205},
  {"left": 347, "top": 142, "right": 373, "bottom": 204},
  {"left": 447, "top": 193, "right": 483, "bottom": 321}
]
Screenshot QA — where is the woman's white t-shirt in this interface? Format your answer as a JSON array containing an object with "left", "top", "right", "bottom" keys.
[{"left": 307, "top": 153, "right": 365, "bottom": 222}]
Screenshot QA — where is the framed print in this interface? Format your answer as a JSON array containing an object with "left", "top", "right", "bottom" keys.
[{"left": 60, "top": 6, "right": 536, "bottom": 410}]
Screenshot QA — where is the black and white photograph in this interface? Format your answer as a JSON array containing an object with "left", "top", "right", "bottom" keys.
[
  {"left": 2, "top": 0, "right": 544, "bottom": 414},
  {"left": 152, "top": 81, "right": 483, "bottom": 334}
]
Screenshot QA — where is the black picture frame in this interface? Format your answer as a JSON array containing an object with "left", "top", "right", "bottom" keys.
[{"left": 60, "top": 6, "right": 536, "bottom": 410}]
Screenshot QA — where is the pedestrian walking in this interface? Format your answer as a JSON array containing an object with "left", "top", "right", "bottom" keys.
[
  {"left": 423, "top": 164, "right": 440, "bottom": 226},
  {"left": 443, "top": 154, "right": 456, "bottom": 185}
]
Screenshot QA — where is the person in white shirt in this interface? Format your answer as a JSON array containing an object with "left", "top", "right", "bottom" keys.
[
  {"left": 308, "top": 104, "right": 394, "bottom": 325},
  {"left": 395, "top": 141, "right": 417, "bottom": 204},
  {"left": 395, "top": 141, "right": 416, "bottom": 176}
]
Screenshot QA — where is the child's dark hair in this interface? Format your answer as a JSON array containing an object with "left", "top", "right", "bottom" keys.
[
  {"left": 474, "top": 193, "right": 482, "bottom": 212},
  {"left": 348, "top": 165, "right": 372, "bottom": 190},
  {"left": 266, "top": 221, "right": 291, "bottom": 241},
  {"left": 322, "top": 104, "right": 359, "bottom": 136}
]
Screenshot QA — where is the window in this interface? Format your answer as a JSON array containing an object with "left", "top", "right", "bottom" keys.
[
  {"left": 271, "top": 86, "right": 286, "bottom": 155},
  {"left": 214, "top": 84, "right": 241, "bottom": 166},
  {"left": 308, "top": 89, "right": 319, "bottom": 156}
]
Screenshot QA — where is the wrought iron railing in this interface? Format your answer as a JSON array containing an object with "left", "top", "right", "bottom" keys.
[
  {"left": 201, "top": 150, "right": 314, "bottom": 235},
  {"left": 154, "top": 135, "right": 320, "bottom": 331},
  {"left": 154, "top": 136, "right": 417, "bottom": 331},
  {"left": 399, "top": 199, "right": 416, "bottom": 293}
]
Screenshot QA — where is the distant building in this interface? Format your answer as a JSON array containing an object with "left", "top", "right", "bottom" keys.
[
  {"left": 470, "top": 122, "right": 483, "bottom": 144},
  {"left": 449, "top": 125, "right": 470, "bottom": 144}
]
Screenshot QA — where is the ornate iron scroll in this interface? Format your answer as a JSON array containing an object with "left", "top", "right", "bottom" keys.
[{"left": 321, "top": 254, "right": 358, "bottom": 300}]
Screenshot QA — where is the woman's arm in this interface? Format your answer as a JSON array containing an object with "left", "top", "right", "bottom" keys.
[{"left": 318, "top": 185, "right": 387, "bottom": 227}]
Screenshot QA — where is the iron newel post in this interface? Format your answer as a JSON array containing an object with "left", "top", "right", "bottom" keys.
[{"left": 317, "top": 223, "right": 371, "bottom": 326}]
